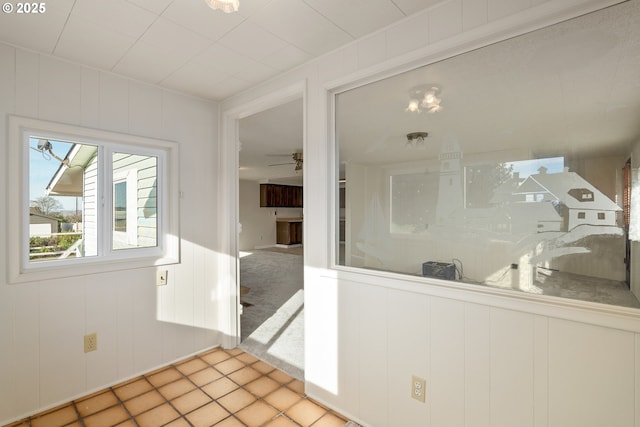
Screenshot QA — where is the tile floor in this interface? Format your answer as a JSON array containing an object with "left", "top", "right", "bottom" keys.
[{"left": 5, "top": 348, "right": 349, "bottom": 427}]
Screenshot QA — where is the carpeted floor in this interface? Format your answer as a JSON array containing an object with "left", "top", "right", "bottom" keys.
[{"left": 239, "top": 248, "right": 304, "bottom": 380}]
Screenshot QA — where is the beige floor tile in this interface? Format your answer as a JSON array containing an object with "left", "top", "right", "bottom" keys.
[
  {"left": 170, "top": 388, "right": 213, "bottom": 414},
  {"left": 214, "top": 357, "right": 246, "bottom": 375},
  {"left": 185, "top": 401, "right": 230, "bottom": 427},
  {"left": 30, "top": 405, "right": 77, "bottom": 427},
  {"left": 202, "top": 377, "right": 240, "bottom": 399},
  {"left": 227, "top": 348, "right": 244, "bottom": 356},
  {"left": 263, "top": 387, "right": 304, "bottom": 412},
  {"left": 286, "top": 399, "right": 327, "bottom": 426},
  {"left": 251, "top": 360, "right": 276, "bottom": 375},
  {"left": 268, "top": 370, "right": 293, "bottom": 385},
  {"left": 235, "top": 401, "right": 279, "bottom": 426},
  {"left": 113, "top": 378, "right": 153, "bottom": 401},
  {"left": 265, "top": 415, "right": 299, "bottom": 426},
  {"left": 200, "top": 349, "right": 233, "bottom": 365},
  {"left": 286, "top": 379, "right": 305, "bottom": 395},
  {"left": 228, "top": 366, "right": 262, "bottom": 385},
  {"left": 158, "top": 378, "right": 197, "bottom": 400},
  {"left": 244, "top": 376, "right": 280, "bottom": 397},
  {"left": 311, "top": 412, "right": 349, "bottom": 427},
  {"left": 175, "top": 357, "right": 209, "bottom": 375},
  {"left": 123, "top": 390, "right": 165, "bottom": 416},
  {"left": 114, "top": 419, "right": 137, "bottom": 427},
  {"left": 146, "top": 367, "right": 183, "bottom": 388},
  {"left": 164, "top": 417, "right": 192, "bottom": 427},
  {"left": 236, "top": 352, "right": 259, "bottom": 364},
  {"left": 213, "top": 416, "right": 246, "bottom": 427},
  {"left": 75, "top": 390, "right": 119, "bottom": 417},
  {"left": 83, "top": 405, "right": 130, "bottom": 427},
  {"left": 217, "top": 388, "right": 257, "bottom": 413},
  {"left": 135, "top": 403, "right": 180, "bottom": 427},
  {"left": 188, "top": 366, "right": 224, "bottom": 386}
]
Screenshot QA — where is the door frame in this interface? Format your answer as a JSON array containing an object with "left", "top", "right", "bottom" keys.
[{"left": 218, "top": 81, "right": 307, "bottom": 349}]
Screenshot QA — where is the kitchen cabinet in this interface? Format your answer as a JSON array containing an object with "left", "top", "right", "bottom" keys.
[
  {"left": 276, "top": 218, "right": 303, "bottom": 245},
  {"left": 260, "top": 184, "right": 302, "bottom": 207}
]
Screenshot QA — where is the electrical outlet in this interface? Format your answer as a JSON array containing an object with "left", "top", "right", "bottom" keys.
[
  {"left": 411, "top": 375, "right": 426, "bottom": 402},
  {"left": 157, "top": 269, "right": 168, "bottom": 286},
  {"left": 84, "top": 333, "right": 97, "bottom": 353}
]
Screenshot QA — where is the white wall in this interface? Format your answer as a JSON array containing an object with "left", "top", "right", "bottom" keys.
[
  {"left": 0, "top": 45, "right": 222, "bottom": 424},
  {"left": 221, "top": 0, "right": 640, "bottom": 426},
  {"left": 239, "top": 179, "right": 302, "bottom": 251}
]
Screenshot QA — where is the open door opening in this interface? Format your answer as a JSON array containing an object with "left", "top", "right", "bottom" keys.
[{"left": 236, "top": 98, "right": 305, "bottom": 380}]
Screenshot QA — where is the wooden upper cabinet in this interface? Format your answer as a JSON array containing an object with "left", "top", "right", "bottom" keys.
[{"left": 260, "top": 184, "right": 303, "bottom": 207}]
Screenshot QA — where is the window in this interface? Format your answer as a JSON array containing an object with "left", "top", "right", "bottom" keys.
[
  {"left": 8, "top": 116, "right": 179, "bottom": 283},
  {"left": 333, "top": 3, "right": 634, "bottom": 310}
]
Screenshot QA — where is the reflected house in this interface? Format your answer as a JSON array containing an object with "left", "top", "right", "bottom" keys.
[{"left": 512, "top": 168, "right": 621, "bottom": 232}]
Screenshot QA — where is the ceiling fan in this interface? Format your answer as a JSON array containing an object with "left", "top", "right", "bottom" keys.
[{"left": 267, "top": 152, "right": 303, "bottom": 171}]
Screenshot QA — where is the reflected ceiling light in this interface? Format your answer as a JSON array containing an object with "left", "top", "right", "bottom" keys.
[
  {"left": 405, "top": 86, "right": 443, "bottom": 113},
  {"left": 205, "top": 0, "right": 239, "bottom": 13},
  {"left": 406, "top": 132, "right": 428, "bottom": 148}
]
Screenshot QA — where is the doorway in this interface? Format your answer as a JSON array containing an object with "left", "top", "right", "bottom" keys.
[{"left": 236, "top": 97, "right": 305, "bottom": 380}]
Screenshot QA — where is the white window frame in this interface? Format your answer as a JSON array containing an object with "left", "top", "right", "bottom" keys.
[
  {"left": 112, "top": 169, "right": 138, "bottom": 247},
  {"left": 7, "top": 116, "right": 180, "bottom": 284}
]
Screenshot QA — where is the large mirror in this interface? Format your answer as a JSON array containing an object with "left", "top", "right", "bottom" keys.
[{"left": 336, "top": 1, "right": 640, "bottom": 309}]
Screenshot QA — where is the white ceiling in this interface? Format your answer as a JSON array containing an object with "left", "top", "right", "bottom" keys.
[
  {"left": 337, "top": 1, "right": 640, "bottom": 169},
  {"left": 0, "top": 0, "right": 439, "bottom": 101}
]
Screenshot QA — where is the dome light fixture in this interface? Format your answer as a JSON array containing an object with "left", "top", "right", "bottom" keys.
[
  {"left": 205, "top": 0, "right": 239, "bottom": 13},
  {"left": 405, "top": 85, "right": 443, "bottom": 113}
]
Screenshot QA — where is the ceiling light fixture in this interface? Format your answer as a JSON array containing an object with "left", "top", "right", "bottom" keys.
[
  {"left": 405, "top": 85, "right": 443, "bottom": 113},
  {"left": 205, "top": 0, "right": 239, "bottom": 13},
  {"left": 406, "top": 132, "right": 429, "bottom": 148}
]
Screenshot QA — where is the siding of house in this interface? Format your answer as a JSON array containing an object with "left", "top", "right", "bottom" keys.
[
  {"left": 112, "top": 153, "right": 158, "bottom": 248},
  {"left": 83, "top": 154, "right": 98, "bottom": 257}
]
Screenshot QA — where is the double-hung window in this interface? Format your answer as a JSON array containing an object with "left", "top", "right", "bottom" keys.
[{"left": 8, "top": 116, "right": 180, "bottom": 283}]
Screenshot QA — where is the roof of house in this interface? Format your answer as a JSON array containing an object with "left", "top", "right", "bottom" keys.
[{"left": 518, "top": 171, "right": 621, "bottom": 211}]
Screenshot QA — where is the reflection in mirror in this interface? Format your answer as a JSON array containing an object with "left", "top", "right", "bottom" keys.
[{"left": 336, "top": 1, "right": 640, "bottom": 309}]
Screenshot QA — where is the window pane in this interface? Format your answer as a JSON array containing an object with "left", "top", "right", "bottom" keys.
[
  {"left": 112, "top": 152, "right": 158, "bottom": 250},
  {"left": 335, "top": 4, "right": 640, "bottom": 309},
  {"left": 28, "top": 138, "right": 95, "bottom": 262}
]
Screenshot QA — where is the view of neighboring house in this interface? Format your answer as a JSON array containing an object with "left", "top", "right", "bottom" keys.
[
  {"left": 28, "top": 212, "right": 59, "bottom": 237},
  {"left": 45, "top": 142, "right": 158, "bottom": 256}
]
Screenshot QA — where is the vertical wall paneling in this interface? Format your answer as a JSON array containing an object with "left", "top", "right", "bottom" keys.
[
  {"left": 15, "top": 49, "right": 38, "bottom": 118},
  {"left": 464, "top": 303, "right": 491, "bottom": 427},
  {"left": 533, "top": 316, "right": 549, "bottom": 427},
  {"left": 488, "top": 0, "right": 533, "bottom": 21},
  {"left": 636, "top": 333, "right": 639, "bottom": 427},
  {"left": 385, "top": 11, "right": 430, "bottom": 57},
  {"left": 38, "top": 56, "right": 81, "bottom": 125},
  {"left": 428, "top": 0, "right": 463, "bottom": 44},
  {"left": 490, "top": 309, "right": 535, "bottom": 427},
  {"left": 129, "top": 81, "right": 163, "bottom": 139},
  {"left": 99, "top": 73, "right": 129, "bottom": 133},
  {"left": 80, "top": 67, "right": 100, "bottom": 128},
  {"left": 548, "top": 319, "right": 635, "bottom": 427},
  {"left": 429, "top": 297, "right": 465, "bottom": 427},
  {"left": 84, "top": 272, "right": 119, "bottom": 391},
  {"left": 357, "top": 33, "right": 387, "bottom": 70},
  {"left": 336, "top": 279, "right": 360, "bottom": 417},
  {"left": 38, "top": 279, "right": 86, "bottom": 407},
  {"left": 462, "top": 0, "right": 489, "bottom": 30},
  {"left": 358, "top": 284, "right": 389, "bottom": 426},
  {"left": 387, "top": 290, "right": 430, "bottom": 425}
]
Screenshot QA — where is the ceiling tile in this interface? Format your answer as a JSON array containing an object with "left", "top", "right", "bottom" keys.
[
  {"left": 72, "top": 0, "right": 157, "bottom": 39},
  {"left": 55, "top": 15, "right": 138, "bottom": 70},
  {"left": 162, "top": 0, "right": 245, "bottom": 41},
  {"left": 218, "top": 21, "right": 288, "bottom": 61},
  {"left": 114, "top": 41, "right": 194, "bottom": 84},
  {"left": 393, "top": 0, "right": 444, "bottom": 16},
  {"left": 195, "top": 43, "right": 260, "bottom": 75},
  {"left": 304, "top": 0, "right": 405, "bottom": 38},
  {"left": 250, "top": 0, "right": 353, "bottom": 55},
  {"left": 234, "top": 60, "right": 278, "bottom": 83},
  {"left": 261, "top": 44, "right": 312, "bottom": 71},
  {"left": 139, "top": 16, "right": 211, "bottom": 54},
  {"left": 0, "top": 1, "right": 74, "bottom": 53},
  {"left": 125, "top": 0, "right": 174, "bottom": 14}
]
